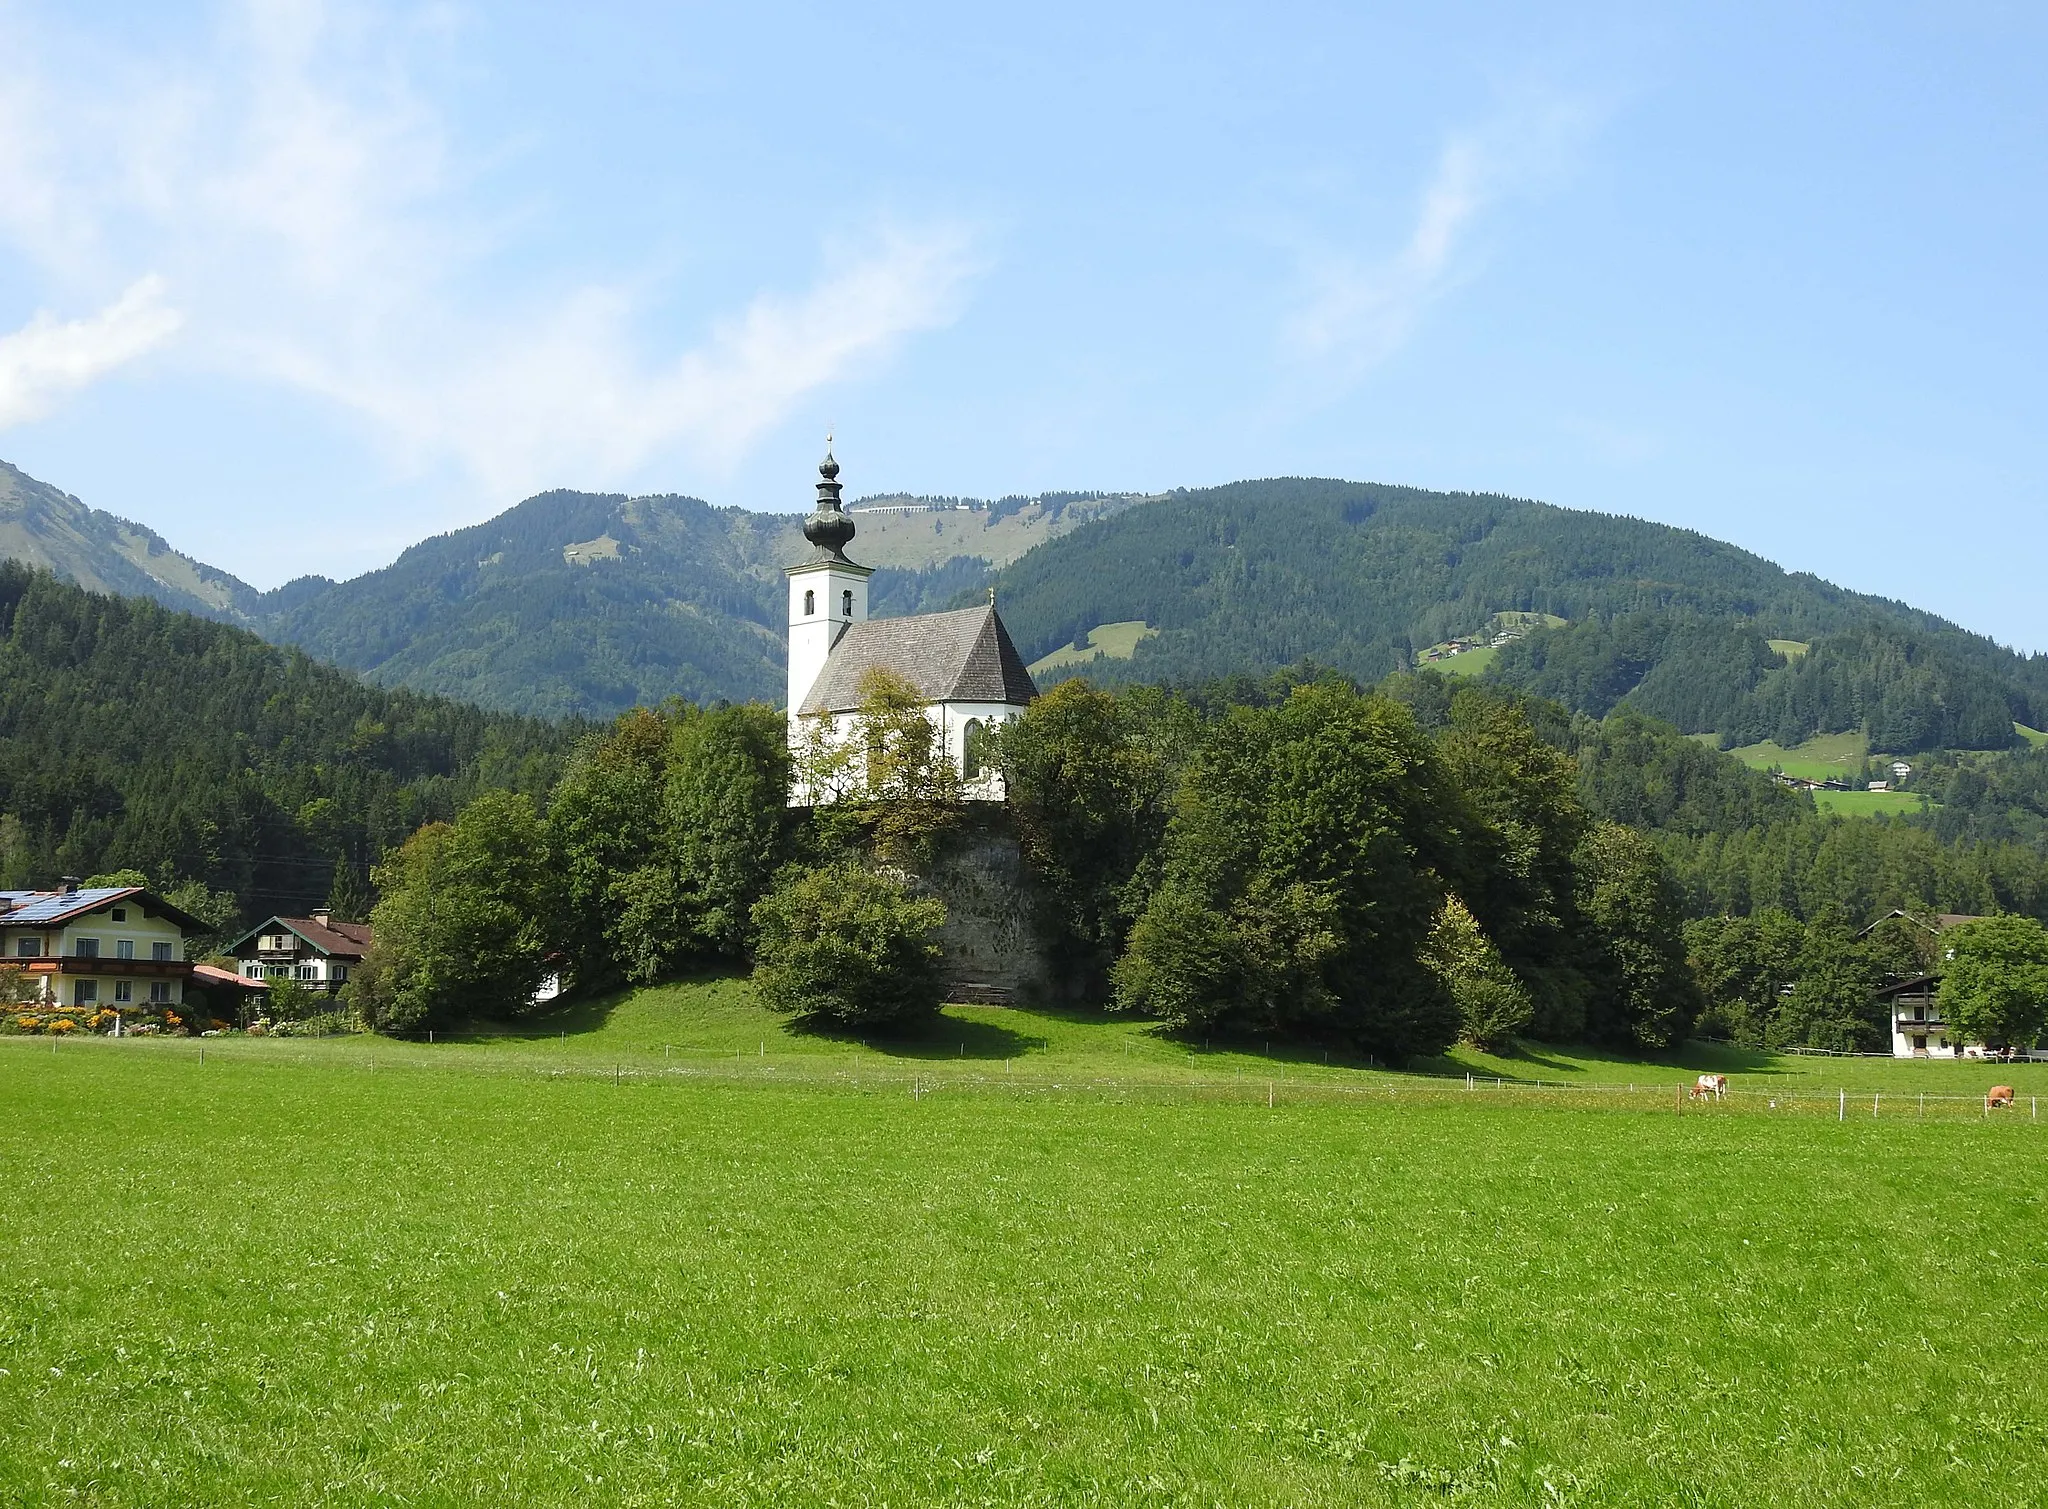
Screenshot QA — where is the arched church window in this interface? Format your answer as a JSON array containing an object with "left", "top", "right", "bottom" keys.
[
  {"left": 803, "top": 589, "right": 815, "bottom": 616},
  {"left": 962, "top": 718, "right": 993, "bottom": 780},
  {"left": 842, "top": 589, "right": 854, "bottom": 617}
]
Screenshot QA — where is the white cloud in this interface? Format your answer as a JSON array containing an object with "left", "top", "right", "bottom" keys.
[
  {"left": 1284, "top": 96, "right": 1595, "bottom": 378},
  {"left": 0, "top": 277, "right": 183, "bottom": 426},
  {"left": 0, "top": 0, "right": 980, "bottom": 497}
]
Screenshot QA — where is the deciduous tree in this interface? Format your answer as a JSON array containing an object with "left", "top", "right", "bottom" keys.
[{"left": 1939, "top": 914, "right": 2048, "bottom": 1050}]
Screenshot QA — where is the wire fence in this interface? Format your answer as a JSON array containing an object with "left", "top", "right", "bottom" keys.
[{"left": 9, "top": 1030, "right": 2048, "bottom": 1125}]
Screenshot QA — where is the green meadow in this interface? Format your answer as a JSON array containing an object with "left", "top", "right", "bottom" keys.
[
  {"left": 1726, "top": 730, "right": 1869, "bottom": 784},
  {"left": 6, "top": 984, "right": 2048, "bottom": 1507},
  {"left": 1811, "top": 788, "right": 1928, "bottom": 817},
  {"left": 1027, "top": 621, "right": 1158, "bottom": 677},
  {"left": 1434, "top": 644, "right": 1495, "bottom": 677}
]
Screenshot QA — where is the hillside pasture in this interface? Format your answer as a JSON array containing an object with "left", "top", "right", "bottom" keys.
[
  {"left": 1811, "top": 787, "right": 1930, "bottom": 817},
  {"left": 5, "top": 1005, "right": 2048, "bottom": 1508},
  {"left": 1726, "top": 730, "right": 1867, "bottom": 783},
  {"left": 1028, "top": 619, "right": 1158, "bottom": 676},
  {"left": 1434, "top": 644, "right": 1496, "bottom": 677}
]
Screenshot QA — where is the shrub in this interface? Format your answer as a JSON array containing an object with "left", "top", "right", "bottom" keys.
[{"left": 750, "top": 861, "right": 946, "bottom": 1026}]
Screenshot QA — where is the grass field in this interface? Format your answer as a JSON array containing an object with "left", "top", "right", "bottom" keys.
[
  {"left": 1435, "top": 644, "right": 1496, "bottom": 677},
  {"left": 1811, "top": 788, "right": 1928, "bottom": 817},
  {"left": 2018, "top": 722, "right": 2048, "bottom": 748},
  {"left": 7, "top": 985, "right": 2048, "bottom": 1506},
  {"left": 1765, "top": 639, "right": 1810, "bottom": 660},
  {"left": 1726, "top": 730, "right": 1868, "bottom": 784},
  {"left": 1028, "top": 621, "right": 1158, "bottom": 677}
]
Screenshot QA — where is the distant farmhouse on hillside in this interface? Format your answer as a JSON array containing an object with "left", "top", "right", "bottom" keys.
[{"left": 784, "top": 449, "right": 1037, "bottom": 802}]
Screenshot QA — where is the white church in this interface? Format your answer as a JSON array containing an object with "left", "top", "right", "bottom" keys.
[{"left": 785, "top": 449, "right": 1039, "bottom": 801}]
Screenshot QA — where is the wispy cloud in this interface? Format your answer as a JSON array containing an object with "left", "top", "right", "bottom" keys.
[
  {"left": 0, "top": 277, "right": 184, "bottom": 426},
  {"left": 0, "top": 0, "right": 980, "bottom": 498},
  {"left": 1284, "top": 95, "right": 1597, "bottom": 378}
]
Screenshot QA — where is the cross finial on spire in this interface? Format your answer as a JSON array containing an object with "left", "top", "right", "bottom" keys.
[{"left": 988, "top": 585, "right": 997, "bottom": 607}]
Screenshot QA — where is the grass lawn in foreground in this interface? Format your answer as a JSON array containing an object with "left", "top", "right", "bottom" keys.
[
  {"left": 6, "top": 1039, "right": 2048, "bottom": 1507},
  {"left": 6, "top": 986, "right": 2048, "bottom": 1505}
]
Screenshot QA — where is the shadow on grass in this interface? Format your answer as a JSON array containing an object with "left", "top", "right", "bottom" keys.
[
  {"left": 788, "top": 1011, "right": 1034, "bottom": 1061},
  {"left": 1412, "top": 1037, "right": 1798, "bottom": 1085},
  {"left": 1154, "top": 1023, "right": 1382, "bottom": 1072},
  {"left": 416, "top": 993, "right": 629, "bottom": 1044}
]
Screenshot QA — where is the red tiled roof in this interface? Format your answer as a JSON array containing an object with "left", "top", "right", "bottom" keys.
[
  {"left": 275, "top": 917, "right": 373, "bottom": 957},
  {"left": 192, "top": 963, "right": 267, "bottom": 991}
]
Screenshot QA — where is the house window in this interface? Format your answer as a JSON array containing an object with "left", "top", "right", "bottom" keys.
[
  {"left": 151, "top": 941, "right": 173, "bottom": 962},
  {"left": 296, "top": 963, "right": 319, "bottom": 981},
  {"left": 842, "top": 589, "right": 853, "bottom": 617},
  {"left": 331, "top": 965, "right": 349, "bottom": 983},
  {"left": 149, "top": 982, "right": 172, "bottom": 1004},
  {"left": 74, "top": 938, "right": 99, "bottom": 958},
  {"left": 111, "top": 908, "right": 127, "bottom": 922},
  {"left": 117, "top": 939, "right": 134, "bottom": 960},
  {"left": 15, "top": 937, "right": 39, "bottom": 957},
  {"left": 72, "top": 980, "right": 98, "bottom": 1005},
  {"left": 114, "top": 980, "right": 132, "bottom": 1003},
  {"left": 804, "top": 589, "right": 815, "bottom": 615}
]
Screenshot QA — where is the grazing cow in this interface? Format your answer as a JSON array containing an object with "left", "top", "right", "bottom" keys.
[
  {"left": 1691, "top": 1073, "right": 1728, "bottom": 1101},
  {"left": 1988, "top": 1085, "right": 2015, "bottom": 1109}
]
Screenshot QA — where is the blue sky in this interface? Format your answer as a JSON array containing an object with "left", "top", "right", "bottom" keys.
[{"left": 0, "top": 2, "right": 2043, "bottom": 650}]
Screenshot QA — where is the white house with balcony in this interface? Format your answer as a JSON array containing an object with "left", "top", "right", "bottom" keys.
[
  {"left": 786, "top": 449, "right": 1037, "bottom": 803},
  {"left": 227, "top": 909, "right": 372, "bottom": 994}
]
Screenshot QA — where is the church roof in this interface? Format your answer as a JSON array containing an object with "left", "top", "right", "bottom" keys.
[{"left": 799, "top": 604, "right": 1040, "bottom": 715}]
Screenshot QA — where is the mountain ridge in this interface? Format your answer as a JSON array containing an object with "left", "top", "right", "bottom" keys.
[{"left": 2, "top": 456, "right": 2041, "bottom": 750}]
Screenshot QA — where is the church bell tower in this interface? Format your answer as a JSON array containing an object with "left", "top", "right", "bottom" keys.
[{"left": 786, "top": 446, "right": 873, "bottom": 720}]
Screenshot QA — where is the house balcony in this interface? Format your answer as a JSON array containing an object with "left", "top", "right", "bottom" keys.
[
  {"left": 23, "top": 956, "right": 193, "bottom": 978},
  {"left": 1895, "top": 1016, "right": 1946, "bottom": 1031}
]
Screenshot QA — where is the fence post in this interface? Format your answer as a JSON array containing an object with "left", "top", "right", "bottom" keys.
[{"left": 1839, "top": 1089, "right": 1845, "bottom": 1122}]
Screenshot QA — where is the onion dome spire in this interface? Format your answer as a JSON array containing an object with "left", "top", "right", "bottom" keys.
[{"left": 802, "top": 437, "right": 857, "bottom": 560}]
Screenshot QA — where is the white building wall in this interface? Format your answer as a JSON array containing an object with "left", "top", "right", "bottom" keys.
[{"left": 793, "top": 701, "right": 1026, "bottom": 805}]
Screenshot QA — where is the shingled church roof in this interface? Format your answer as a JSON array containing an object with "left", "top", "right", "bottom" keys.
[{"left": 798, "top": 603, "right": 1039, "bottom": 715}]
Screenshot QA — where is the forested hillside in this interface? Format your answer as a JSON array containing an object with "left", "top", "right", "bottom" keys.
[
  {"left": 259, "top": 490, "right": 796, "bottom": 717},
  {"left": 987, "top": 478, "right": 2048, "bottom": 752},
  {"left": 1484, "top": 613, "right": 2029, "bottom": 752},
  {"left": 0, "top": 565, "right": 569, "bottom": 921}
]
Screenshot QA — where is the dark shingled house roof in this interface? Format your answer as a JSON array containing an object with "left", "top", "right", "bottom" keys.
[{"left": 799, "top": 604, "right": 1039, "bottom": 715}]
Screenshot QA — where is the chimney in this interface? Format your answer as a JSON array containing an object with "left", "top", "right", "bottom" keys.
[
  {"left": 61, "top": 876, "right": 79, "bottom": 894},
  {"left": 310, "top": 908, "right": 332, "bottom": 927}
]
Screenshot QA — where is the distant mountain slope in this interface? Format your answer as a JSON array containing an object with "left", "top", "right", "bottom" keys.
[
  {"left": 987, "top": 478, "right": 2048, "bottom": 752},
  {"left": 844, "top": 489, "right": 1159, "bottom": 569},
  {"left": 0, "top": 460, "right": 262, "bottom": 621},
  {"left": 261, "top": 491, "right": 798, "bottom": 718},
  {"left": 7, "top": 455, "right": 2042, "bottom": 752},
  {"left": 261, "top": 487, "right": 1156, "bottom": 719}
]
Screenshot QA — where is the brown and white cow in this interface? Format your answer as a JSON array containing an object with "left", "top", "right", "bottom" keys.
[
  {"left": 1691, "top": 1074, "right": 1728, "bottom": 1101},
  {"left": 1988, "top": 1085, "right": 2016, "bottom": 1109}
]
